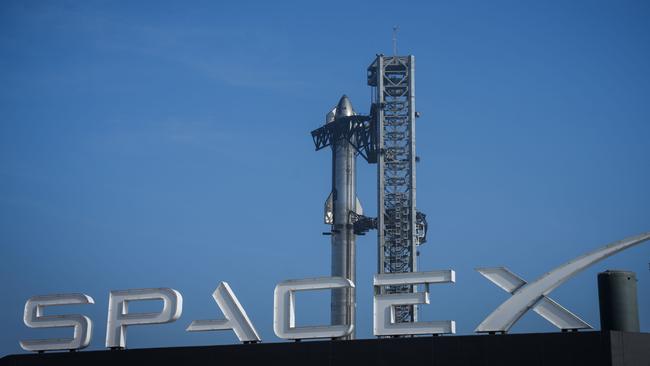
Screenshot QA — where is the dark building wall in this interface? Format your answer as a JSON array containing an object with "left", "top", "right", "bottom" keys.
[{"left": 2, "top": 331, "right": 649, "bottom": 366}]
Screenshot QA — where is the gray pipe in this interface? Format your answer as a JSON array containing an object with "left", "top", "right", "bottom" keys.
[{"left": 598, "top": 270, "right": 640, "bottom": 332}]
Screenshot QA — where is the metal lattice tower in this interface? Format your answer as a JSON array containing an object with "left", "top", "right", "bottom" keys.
[
  {"left": 368, "top": 55, "right": 426, "bottom": 323},
  {"left": 311, "top": 54, "right": 427, "bottom": 329}
]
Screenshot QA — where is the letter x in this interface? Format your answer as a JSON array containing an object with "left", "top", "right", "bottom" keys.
[
  {"left": 475, "top": 233, "right": 650, "bottom": 333},
  {"left": 477, "top": 267, "right": 591, "bottom": 331}
]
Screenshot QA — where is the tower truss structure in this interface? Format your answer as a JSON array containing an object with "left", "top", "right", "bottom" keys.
[
  {"left": 310, "top": 54, "right": 427, "bottom": 330},
  {"left": 368, "top": 55, "right": 426, "bottom": 323}
]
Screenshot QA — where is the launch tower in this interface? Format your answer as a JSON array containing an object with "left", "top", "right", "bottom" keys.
[
  {"left": 311, "top": 54, "right": 427, "bottom": 336},
  {"left": 368, "top": 55, "right": 427, "bottom": 324}
]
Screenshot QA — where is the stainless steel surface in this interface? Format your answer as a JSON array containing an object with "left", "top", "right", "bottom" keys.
[
  {"left": 476, "top": 231, "right": 650, "bottom": 333},
  {"left": 105, "top": 288, "right": 183, "bottom": 349},
  {"left": 273, "top": 277, "right": 354, "bottom": 340},
  {"left": 373, "top": 271, "right": 455, "bottom": 336},
  {"left": 329, "top": 95, "right": 358, "bottom": 340},
  {"left": 186, "top": 282, "right": 261, "bottom": 342},
  {"left": 324, "top": 192, "right": 334, "bottom": 224},
  {"left": 20, "top": 293, "right": 94, "bottom": 352},
  {"left": 477, "top": 267, "right": 591, "bottom": 330}
]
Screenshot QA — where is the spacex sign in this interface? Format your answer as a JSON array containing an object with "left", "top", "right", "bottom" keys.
[{"left": 18, "top": 232, "right": 650, "bottom": 352}]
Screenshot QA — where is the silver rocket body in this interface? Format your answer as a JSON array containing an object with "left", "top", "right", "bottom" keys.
[{"left": 325, "top": 95, "right": 360, "bottom": 340}]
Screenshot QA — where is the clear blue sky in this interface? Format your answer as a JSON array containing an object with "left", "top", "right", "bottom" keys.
[{"left": 1, "top": 0, "right": 649, "bottom": 356}]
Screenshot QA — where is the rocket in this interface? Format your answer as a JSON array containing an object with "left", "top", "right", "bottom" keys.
[{"left": 324, "top": 95, "right": 363, "bottom": 340}]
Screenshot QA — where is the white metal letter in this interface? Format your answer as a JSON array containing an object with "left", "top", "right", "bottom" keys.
[
  {"left": 186, "top": 282, "right": 261, "bottom": 342},
  {"left": 373, "top": 271, "right": 455, "bottom": 336},
  {"left": 105, "top": 288, "right": 182, "bottom": 349},
  {"left": 20, "top": 293, "right": 94, "bottom": 352},
  {"left": 477, "top": 267, "right": 591, "bottom": 331},
  {"left": 476, "top": 231, "right": 650, "bottom": 333},
  {"left": 274, "top": 276, "right": 354, "bottom": 340}
]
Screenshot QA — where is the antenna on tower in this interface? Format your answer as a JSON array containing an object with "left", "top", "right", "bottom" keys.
[{"left": 392, "top": 26, "right": 399, "bottom": 55}]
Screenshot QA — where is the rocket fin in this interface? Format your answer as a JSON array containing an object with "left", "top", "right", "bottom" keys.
[
  {"left": 324, "top": 192, "right": 334, "bottom": 224},
  {"left": 355, "top": 196, "right": 363, "bottom": 216}
]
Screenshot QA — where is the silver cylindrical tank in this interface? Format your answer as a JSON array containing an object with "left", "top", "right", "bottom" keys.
[
  {"left": 597, "top": 270, "right": 640, "bottom": 332},
  {"left": 330, "top": 95, "right": 357, "bottom": 340}
]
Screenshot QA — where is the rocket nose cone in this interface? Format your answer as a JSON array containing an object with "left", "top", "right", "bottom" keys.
[{"left": 335, "top": 95, "right": 355, "bottom": 118}]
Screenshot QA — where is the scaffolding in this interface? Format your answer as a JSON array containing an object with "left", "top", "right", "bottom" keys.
[
  {"left": 310, "top": 54, "right": 427, "bottom": 328},
  {"left": 368, "top": 55, "right": 426, "bottom": 323}
]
